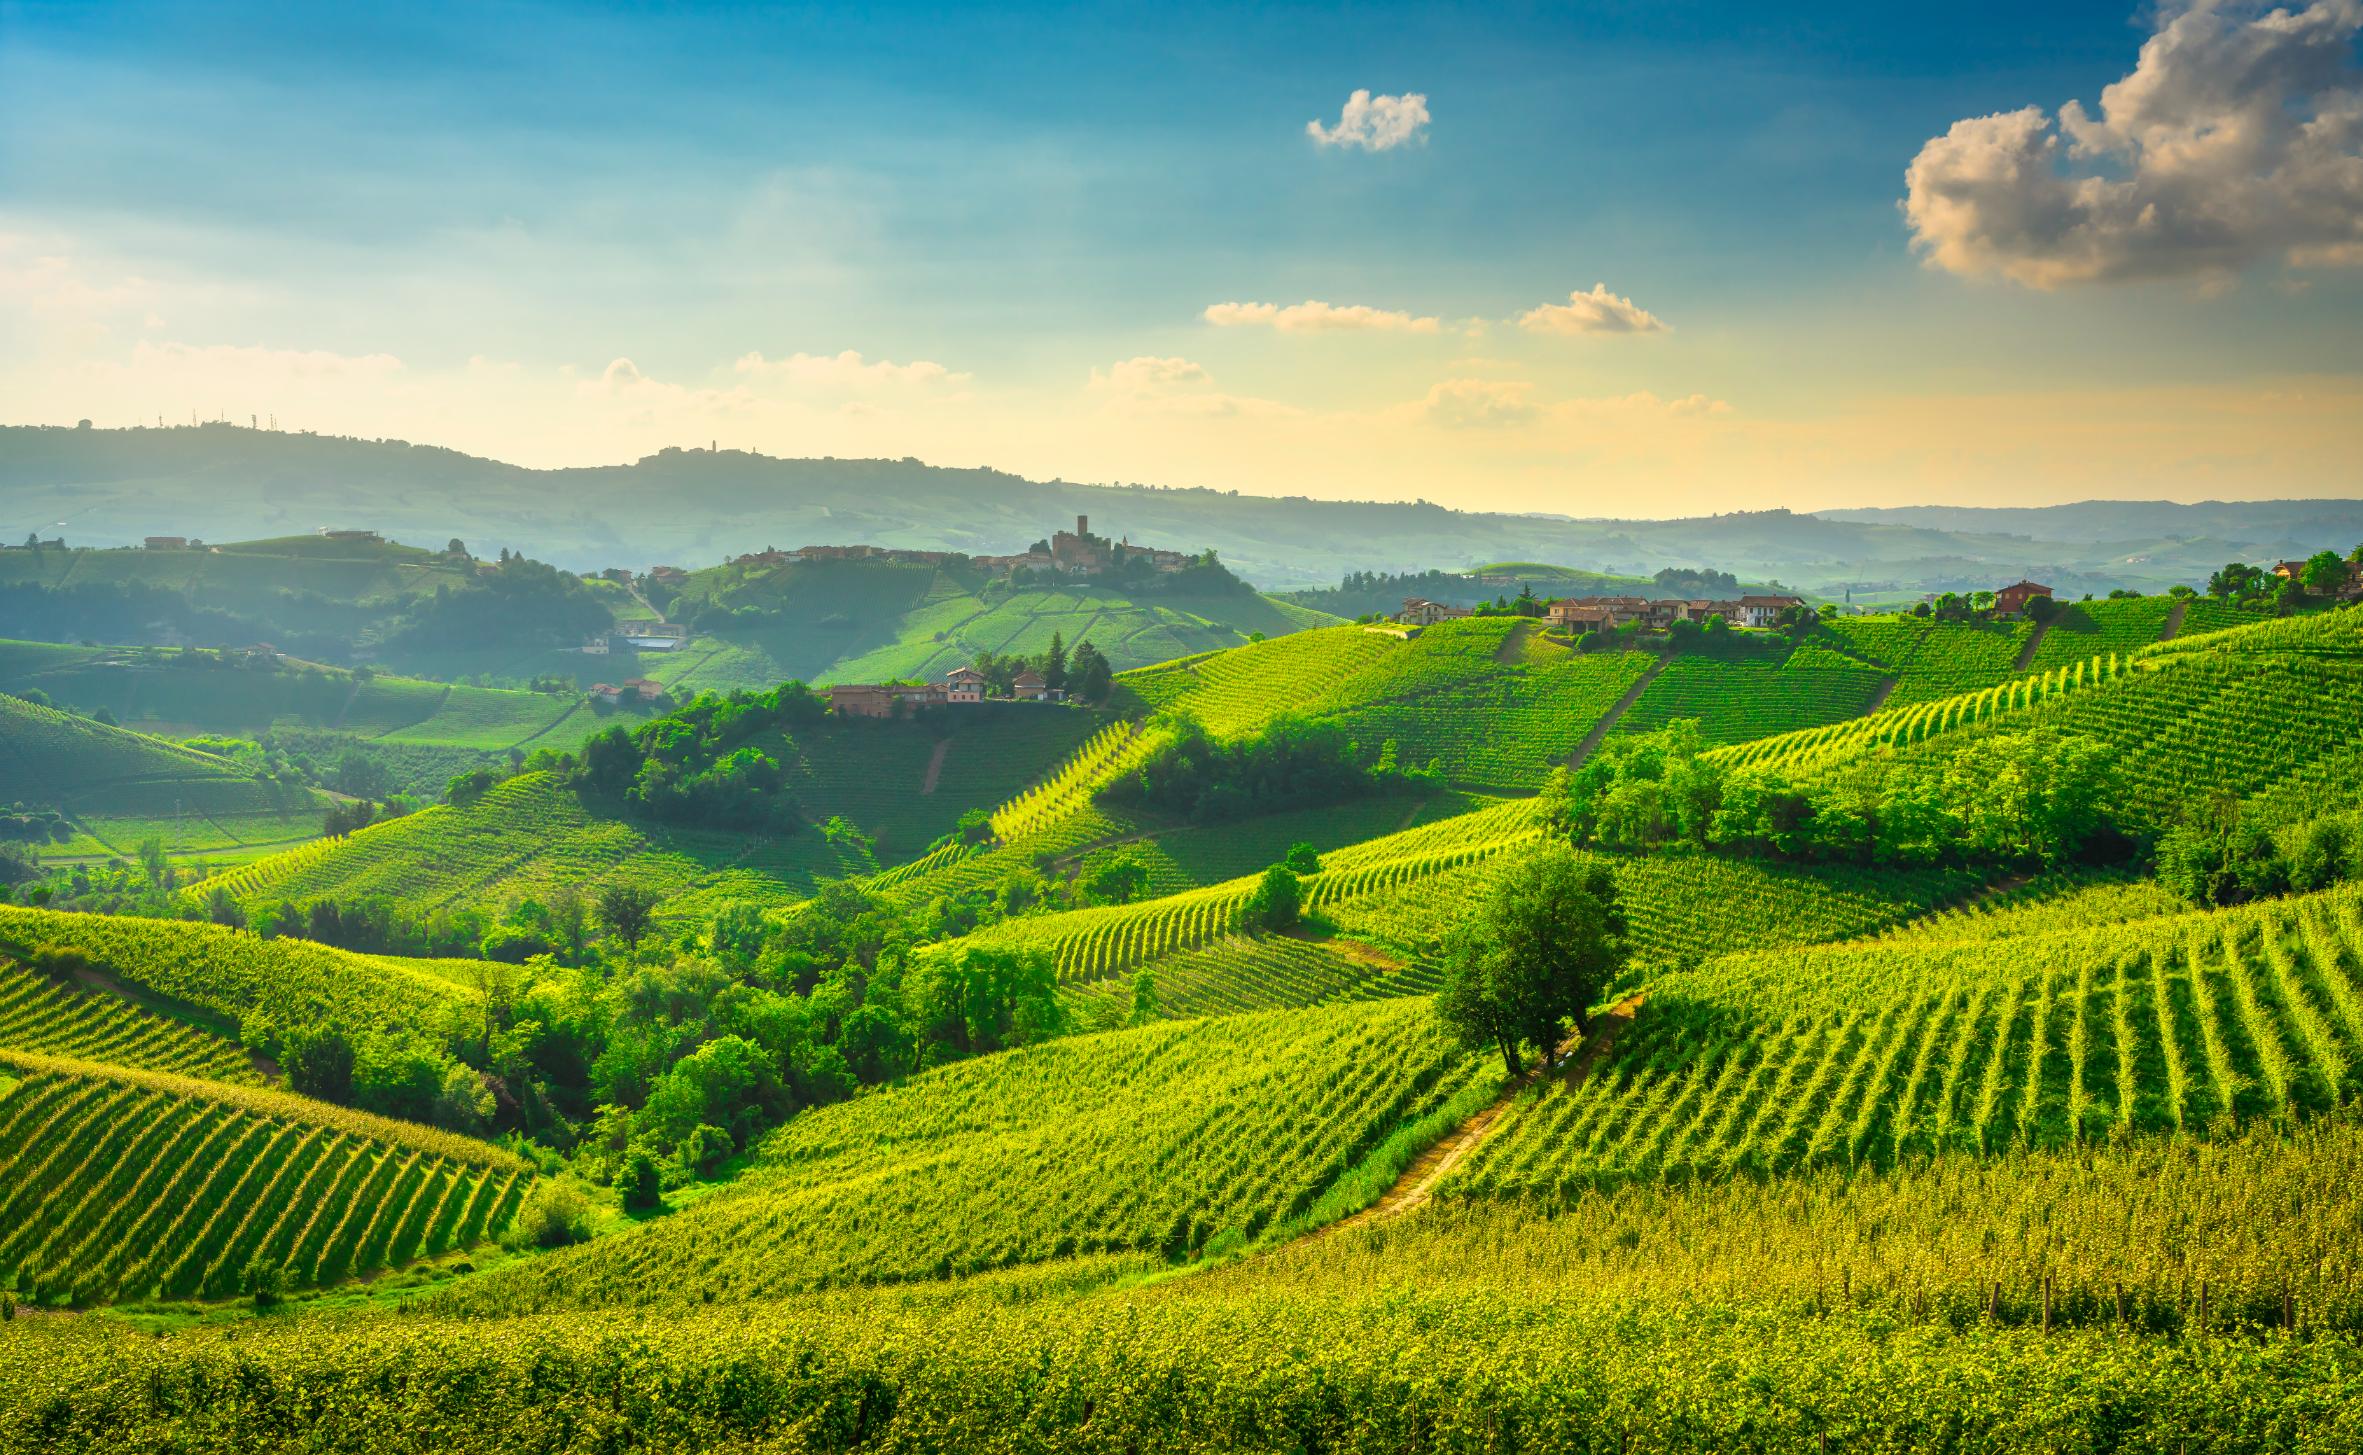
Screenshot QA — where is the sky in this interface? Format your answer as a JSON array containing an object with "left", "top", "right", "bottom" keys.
[{"left": 2, "top": 0, "right": 2360, "bottom": 516}]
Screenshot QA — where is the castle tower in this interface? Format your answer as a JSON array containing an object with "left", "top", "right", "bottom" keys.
[{"left": 1077, "top": 514, "right": 1089, "bottom": 535}]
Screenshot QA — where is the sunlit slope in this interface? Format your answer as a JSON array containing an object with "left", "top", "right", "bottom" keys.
[
  {"left": 194, "top": 704, "right": 1106, "bottom": 916},
  {"left": 645, "top": 556, "right": 1337, "bottom": 694},
  {"left": 1452, "top": 881, "right": 2363, "bottom": 1195},
  {"left": 439, "top": 997, "right": 1492, "bottom": 1311},
  {"left": 0, "top": 691, "right": 324, "bottom": 857},
  {"left": 0, "top": 904, "right": 476, "bottom": 1050},
  {"left": 0, "top": 1049, "right": 528, "bottom": 1306},
  {"left": 0, "top": 957, "right": 258, "bottom": 1082}
]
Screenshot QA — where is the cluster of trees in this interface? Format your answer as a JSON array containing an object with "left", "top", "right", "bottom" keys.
[
  {"left": 1283, "top": 569, "right": 1482, "bottom": 619},
  {"left": 1102, "top": 714, "right": 1435, "bottom": 823},
  {"left": 0, "top": 581, "right": 321, "bottom": 655},
  {"left": 1545, "top": 722, "right": 2125, "bottom": 869},
  {"left": 166, "top": 877, "right": 1072, "bottom": 1189},
  {"left": 1652, "top": 566, "right": 1742, "bottom": 597},
  {"left": 2208, "top": 549, "right": 2361, "bottom": 608},
  {"left": 565, "top": 683, "right": 829, "bottom": 831},
  {"left": 2157, "top": 798, "right": 2363, "bottom": 908},
  {"left": 967, "top": 633, "right": 1114, "bottom": 704},
  {"left": 385, "top": 552, "right": 611, "bottom": 651}
]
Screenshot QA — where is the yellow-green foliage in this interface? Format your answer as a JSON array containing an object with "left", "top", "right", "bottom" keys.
[
  {"left": 0, "top": 1049, "right": 527, "bottom": 1306},
  {"left": 1711, "top": 653, "right": 2128, "bottom": 775},
  {"left": 441, "top": 998, "right": 1490, "bottom": 1310},
  {"left": 1614, "top": 654, "right": 1889, "bottom": 746},
  {"left": 0, "top": 905, "right": 471, "bottom": 1048},
  {"left": 190, "top": 771, "right": 864, "bottom": 919},
  {"left": 1453, "top": 883, "right": 2363, "bottom": 1193},
  {"left": 0, "top": 959, "right": 256, "bottom": 1082}
]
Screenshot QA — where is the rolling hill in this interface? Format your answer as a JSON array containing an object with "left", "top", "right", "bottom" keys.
[{"left": 0, "top": 691, "right": 325, "bottom": 861}]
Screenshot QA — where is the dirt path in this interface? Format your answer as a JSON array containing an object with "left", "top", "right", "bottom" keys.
[
  {"left": 2011, "top": 620, "right": 2052, "bottom": 672},
  {"left": 918, "top": 738, "right": 952, "bottom": 796},
  {"left": 2160, "top": 599, "right": 2189, "bottom": 642},
  {"left": 1863, "top": 676, "right": 1900, "bottom": 714},
  {"left": 1566, "top": 659, "right": 1668, "bottom": 769},
  {"left": 1493, "top": 620, "right": 1535, "bottom": 664},
  {"left": 1306, "top": 994, "right": 1644, "bottom": 1242}
]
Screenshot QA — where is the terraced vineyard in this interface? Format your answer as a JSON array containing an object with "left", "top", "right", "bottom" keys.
[
  {"left": 442, "top": 998, "right": 1494, "bottom": 1309},
  {"left": 1065, "top": 933, "right": 1444, "bottom": 1021},
  {"left": 0, "top": 960, "right": 257, "bottom": 1081},
  {"left": 1450, "top": 883, "right": 2363, "bottom": 1196},
  {"left": 0, "top": 1050, "right": 529, "bottom": 1306},
  {"left": 2021, "top": 598, "right": 2178, "bottom": 673},
  {"left": 0, "top": 905, "right": 473, "bottom": 1049},
  {"left": 192, "top": 771, "right": 862, "bottom": 918},
  {"left": 1713, "top": 654, "right": 2130, "bottom": 774}
]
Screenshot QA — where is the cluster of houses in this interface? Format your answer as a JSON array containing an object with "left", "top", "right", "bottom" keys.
[
  {"left": 588, "top": 677, "right": 668, "bottom": 706},
  {"left": 720, "top": 517, "right": 1192, "bottom": 580},
  {"left": 824, "top": 665, "right": 1065, "bottom": 719},
  {"left": 1394, "top": 592, "right": 1806, "bottom": 631}
]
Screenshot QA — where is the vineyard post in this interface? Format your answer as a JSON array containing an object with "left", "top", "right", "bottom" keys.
[
  {"left": 1986, "top": 1279, "right": 2000, "bottom": 1324},
  {"left": 2042, "top": 1274, "right": 2053, "bottom": 1334}
]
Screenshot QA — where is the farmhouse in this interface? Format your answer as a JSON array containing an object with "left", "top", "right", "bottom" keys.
[
  {"left": 826, "top": 682, "right": 948, "bottom": 717},
  {"left": 1992, "top": 581, "right": 2053, "bottom": 618},
  {"left": 588, "top": 683, "right": 625, "bottom": 704},
  {"left": 944, "top": 666, "right": 987, "bottom": 703},
  {"left": 1010, "top": 670, "right": 1053, "bottom": 701},
  {"left": 1396, "top": 598, "right": 1473, "bottom": 626},
  {"left": 1734, "top": 594, "right": 1804, "bottom": 628},
  {"left": 647, "top": 565, "right": 689, "bottom": 584},
  {"left": 619, "top": 622, "right": 691, "bottom": 650},
  {"left": 580, "top": 636, "right": 611, "bottom": 655},
  {"left": 622, "top": 677, "right": 667, "bottom": 702}
]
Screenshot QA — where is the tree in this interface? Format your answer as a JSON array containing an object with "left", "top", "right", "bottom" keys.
[
  {"left": 597, "top": 883, "right": 660, "bottom": 949},
  {"left": 1284, "top": 841, "right": 1322, "bottom": 874},
  {"left": 1129, "top": 968, "right": 1160, "bottom": 1027},
  {"left": 2024, "top": 594, "right": 2062, "bottom": 624},
  {"left": 1082, "top": 850, "right": 1149, "bottom": 906},
  {"left": 2301, "top": 550, "right": 2348, "bottom": 595},
  {"left": 282, "top": 1024, "right": 356, "bottom": 1104},
  {"left": 2208, "top": 562, "right": 2265, "bottom": 600},
  {"left": 1069, "top": 640, "right": 1114, "bottom": 703},
  {"left": 618, "top": 1150, "right": 665, "bottom": 1213},
  {"left": 1435, "top": 846, "right": 1626, "bottom": 1076},
  {"left": 1042, "top": 632, "right": 1068, "bottom": 692},
  {"left": 446, "top": 538, "right": 470, "bottom": 558},
  {"left": 1244, "top": 863, "right": 1301, "bottom": 931}
]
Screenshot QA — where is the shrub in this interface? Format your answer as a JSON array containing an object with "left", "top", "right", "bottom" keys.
[{"left": 505, "top": 1179, "right": 592, "bottom": 1250}]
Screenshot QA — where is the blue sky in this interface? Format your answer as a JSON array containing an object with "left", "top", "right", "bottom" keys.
[{"left": 3, "top": 0, "right": 2359, "bottom": 511}]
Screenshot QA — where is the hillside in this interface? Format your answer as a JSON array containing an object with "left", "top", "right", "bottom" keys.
[
  {"left": 653, "top": 552, "right": 1334, "bottom": 690},
  {"left": 0, "top": 1049, "right": 527, "bottom": 1305},
  {"left": 10, "top": 424, "right": 2360, "bottom": 595},
  {"left": 0, "top": 691, "right": 324, "bottom": 861}
]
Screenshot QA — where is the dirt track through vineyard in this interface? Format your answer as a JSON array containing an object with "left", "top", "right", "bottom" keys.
[{"left": 1304, "top": 994, "right": 1644, "bottom": 1242}]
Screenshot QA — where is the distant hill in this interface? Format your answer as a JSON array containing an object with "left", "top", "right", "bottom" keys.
[{"left": 8, "top": 423, "right": 2359, "bottom": 596}]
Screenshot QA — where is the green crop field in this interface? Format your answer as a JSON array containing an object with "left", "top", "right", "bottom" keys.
[
  {"left": 1453, "top": 882, "right": 2363, "bottom": 1194},
  {"left": 0, "top": 691, "right": 326, "bottom": 859},
  {"left": 441, "top": 997, "right": 1493, "bottom": 1310},
  {"left": 0, "top": 959, "right": 258, "bottom": 1081},
  {"left": 0, "top": 1050, "right": 527, "bottom": 1307}
]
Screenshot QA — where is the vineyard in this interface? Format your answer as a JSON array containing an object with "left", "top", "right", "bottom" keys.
[
  {"left": 440, "top": 998, "right": 1493, "bottom": 1309},
  {"left": 1450, "top": 882, "right": 2363, "bottom": 1194},
  {"left": 1063, "top": 933, "right": 1444, "bottom": 1021},
  {"left": 0, "top": 905, "right": 473, "bottom": 1049},
  {"left": 191, "top": 771, "right": 860, "bottom": 918},
  {"left": 0, "top": 1050, "right": 528, "bottom": 1306},
  {"left": 1613, "top": 655, "right": 1890, "bottom": 746},
  {"left": 0, "top": 959, "right": 257, "bottom": 1081}
]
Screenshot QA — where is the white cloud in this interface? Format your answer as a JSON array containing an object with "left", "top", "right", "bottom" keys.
[
  {"left": 1903, "top": 0, "right": 2363, "bottom": 288},
  {"left": 131, "top": 340, "right": 404, "bottom": 380},
  {"left": 1086, "top": 356, "right": 1295, "bottom": 419},
  {"left": 1422, "top": 379, "right": 1540, "bottom": 430},
  {"left": 1306, "top": 90, "right": 1431, "bottom": 151},
  {"left": 1517, "top": 283, "right": 1670, "bottom": 335},
  {"left": 1202, "top": 299, "right": 1443, "bottom": 333},
  {"left": 732, "top": 349, "right": 970, "bottom": 390}
]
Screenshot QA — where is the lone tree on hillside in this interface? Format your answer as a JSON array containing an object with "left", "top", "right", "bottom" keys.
[
  {"left": 597, "top": 883, "right": 660, "bottom": 949},
  {"left": 1435, "top": 847, "right": 1627, "bottom": 1077}
]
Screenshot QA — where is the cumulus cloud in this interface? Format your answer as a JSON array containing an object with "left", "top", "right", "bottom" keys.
[
  {"left": 733, "top": 349, "right": 970, "bottom": 389},
  {"left": 1202, "top": 299, "right": 1444, "bottom": 333},
  {"left": 1903, "top": 0, "right": 2363, "bottom": 287},
  {"left": 1306, "top": 90, "right": 1431, "bottom": 150},
  {"left": 1422, "top": 379, "right": 1541, "bottom": 430},
  {"left": 1517, "top": 283, "right": 1670, "bottom": 335},
  {"left": 1091, "top": 355, "right": 1211, "bottom": 392}
]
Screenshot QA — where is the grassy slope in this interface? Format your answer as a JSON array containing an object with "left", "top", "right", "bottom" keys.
[{"left": 0, "top": 692, "right": 324, "bottom": 859}]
